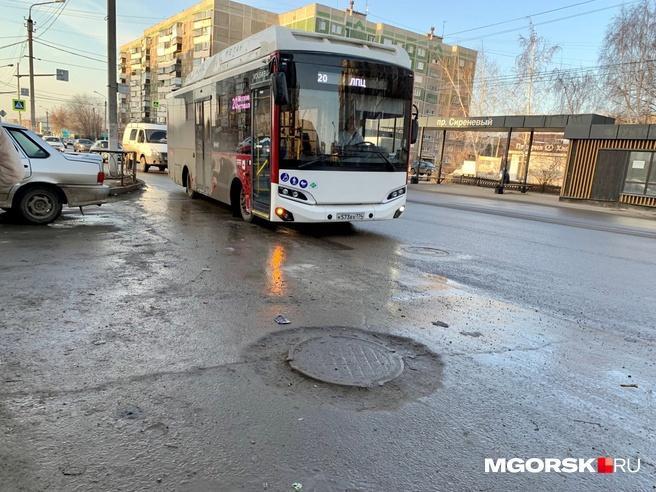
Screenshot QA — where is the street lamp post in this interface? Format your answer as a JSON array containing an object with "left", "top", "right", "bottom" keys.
[
  {"left": 93, "top": 90, "right": 108, "bottom": 138},
  {"left": 27, "top": 0, "right": 65, "bottom": 129}
]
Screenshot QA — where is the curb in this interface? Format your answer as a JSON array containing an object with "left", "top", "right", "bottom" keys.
[
  {"left": 408, "top": 184, "right": 656, "bottom": 220},
  {"left": 108, "top": 179, "right": 146, "bottom": 196}
]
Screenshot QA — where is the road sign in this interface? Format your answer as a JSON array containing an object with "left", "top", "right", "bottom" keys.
[
  {"left": 153, "top": 101, "right": 160, "bottom": 109},
  {"left": 118, "top": 83, "right": 129, "bottom": 95},
  {"left": 12, "top": 99, "right": 25, "bottom": 112},
  {"left": 20, "top": 88, "right": 29, "bottom": 97},
  {"left": 56, "top": 69, "right": 69, "bottom": 82},
  {"left": 62, "top": 129, "right": 70, "bottom": 138}
]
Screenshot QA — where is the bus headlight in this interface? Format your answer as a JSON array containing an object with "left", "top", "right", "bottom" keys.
[
  {"left": 279, "top": 186, "right": 308, "bottom": 201},
  {"left": 387, "top": 187, "right": 406, "bottom": 200}
]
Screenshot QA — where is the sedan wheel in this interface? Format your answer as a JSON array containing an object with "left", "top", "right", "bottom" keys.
[{"left": 18, "top": 187, "right": 62, "bottom": 224}]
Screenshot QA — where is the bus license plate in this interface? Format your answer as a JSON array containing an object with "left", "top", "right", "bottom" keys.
[{"left": 336, "top": 212, "right": 365, "bottom": 221}]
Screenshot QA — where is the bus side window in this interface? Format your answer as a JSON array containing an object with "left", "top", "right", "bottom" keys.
[
  {"left": 137, "top": 130, "right": 145, "bottom": 143},
  {"left": 129, "top": 129, "right": 137, "bottom": 141}
]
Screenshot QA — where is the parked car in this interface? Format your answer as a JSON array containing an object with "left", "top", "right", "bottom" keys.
[
  {"left": 43, "top": 136, "right": 65, "bottom": 152},
  {"left": 73, "top": 138, "right": 94, "bottom": 153},
  {"left": 0, "top": 123, "right": 108, "bottom": 224},
  {"left": 410, "top": 160, "right": 436, "bottom": 180},
  {"left": 122, "top": 122, "right": 167, "bottom": 173},
  {"left": 63, "top": 138, "right": 75, "bottom": 150},
  {"left": 90, "top": 140, "right": 123, "bottom": 163}
]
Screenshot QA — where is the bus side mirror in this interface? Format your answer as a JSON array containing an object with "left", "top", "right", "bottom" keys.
[
  {"left": 410, "top": 119, "right": 419, "bottom": 145},
  {"left": 273, "top": 72, "right": 289, "bottom": 106}
]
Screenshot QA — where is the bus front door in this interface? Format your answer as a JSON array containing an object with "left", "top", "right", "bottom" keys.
[
  {"left": 251, "top": 87, "right": 271, "bottom": 214},
  {"left": 194, "top": 98, "right": 211, "bottom": 193}
]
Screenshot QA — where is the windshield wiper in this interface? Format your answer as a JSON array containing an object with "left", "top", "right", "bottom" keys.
[
  {"left": 297, "top": 154, "right": 332, "bottom": 169},
  {"left": 342, "top": 148, "right": 397, "bottom": 172}
]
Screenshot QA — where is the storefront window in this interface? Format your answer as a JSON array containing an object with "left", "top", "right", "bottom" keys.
[{"left": 623, "top": 151, "right": 656, "bottom": 196}]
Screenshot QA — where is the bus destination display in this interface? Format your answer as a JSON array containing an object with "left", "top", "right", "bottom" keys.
[{"left": 316, "top": 72, "right": 387, "bottom": 90}]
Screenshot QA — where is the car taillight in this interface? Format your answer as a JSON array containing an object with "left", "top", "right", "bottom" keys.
[{"left": 97, "top": 171, "right": 105, "bottom": 184}]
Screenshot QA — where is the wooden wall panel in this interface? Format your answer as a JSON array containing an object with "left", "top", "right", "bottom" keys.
[
  {"left": 562, "top": 139, "right": 656, "bottom": 205},
  {"left": 620, "top": 194, "right": 656, "bottom": 207}
]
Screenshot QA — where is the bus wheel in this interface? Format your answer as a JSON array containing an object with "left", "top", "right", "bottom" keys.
[
  {"left": 239, "top": 185, "right": 253, "bottom": 222},
  {"left": 185, "top": 173, "right": 198, "bottom": 199}
]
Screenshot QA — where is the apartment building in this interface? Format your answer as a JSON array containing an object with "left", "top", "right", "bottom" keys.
[
  {"left": 119, "top": 1, "right": 477, "bottom": 125},
  {"left": 119, "top": 0, "right": 277, "bottom": 124}
]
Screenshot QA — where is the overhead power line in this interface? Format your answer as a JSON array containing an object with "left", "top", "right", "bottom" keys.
[
  {"left": 34, "top": 40, "right": 106, "bottom": 63},
  {"left": 452, "top": 1, "right": 642, "bottom": 44},
  {"left": 0, "top": 2, "right": 163, "bottom": 25},
  {"left": 445, "top": 0, "right": 599, "bottom": 37},
  {"left": 36, "top": 1, "right": 68, "bottom": 39},
  {"left": 32, "top": 56, "right": 105, "bottom": 72},
  {"left": 37, "top": 38, "right": 106, "bottom": 59},
  {"left": 0, "top": 40, "right": 26, "bottom": 51}
]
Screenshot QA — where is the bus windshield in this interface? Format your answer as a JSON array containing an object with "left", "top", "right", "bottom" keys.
[{"left": 280, "top": 58, "right": 413, "bottom": 172}]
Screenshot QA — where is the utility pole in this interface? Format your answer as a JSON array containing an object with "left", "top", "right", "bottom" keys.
[
  {"left": 16, "top": 61, "right": 21, "bottom": 125},
  {"left": 45, "top": 110, "right": 49, "bottom": 133},
  {"left": 107, "top": 0, "right": 118, "bottom": 152},
  {"left": 27, "top": 15, "right": 35, "bottom": 129},
  {"left": 27, "top": 0, "right": 65, "bottom": 130},
  {"left": 94, "top": 90, "right": 108, "bottom": 138}
]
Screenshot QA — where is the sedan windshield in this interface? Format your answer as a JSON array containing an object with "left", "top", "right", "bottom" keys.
[{"left": 280, "top": 58, "right": 412, "bottom": 172}]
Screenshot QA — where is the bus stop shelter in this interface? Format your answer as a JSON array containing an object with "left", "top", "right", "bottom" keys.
[{"left": 416, "top": 113, "right": 614, "bottom": 192}]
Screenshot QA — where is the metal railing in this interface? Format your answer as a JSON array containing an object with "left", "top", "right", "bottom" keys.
[{"left": 90, "top": 149, "right": 137, "bottom": 187}]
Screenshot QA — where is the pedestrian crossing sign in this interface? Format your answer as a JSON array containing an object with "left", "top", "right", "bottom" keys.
[{"left": 12, "top": 99, "right": 25, "bottom": 112}]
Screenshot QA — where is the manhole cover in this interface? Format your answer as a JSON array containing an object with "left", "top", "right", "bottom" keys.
[
  {"left": 401, "top": 246, "right": 449, "bottom": 257},
  {"left": 287, "top": 335, "right": 404, "bottom": 387}
]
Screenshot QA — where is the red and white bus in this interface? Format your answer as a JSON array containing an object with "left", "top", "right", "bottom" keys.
[{"left": 167, "top": 26, "right": 417, "bottom": 223}]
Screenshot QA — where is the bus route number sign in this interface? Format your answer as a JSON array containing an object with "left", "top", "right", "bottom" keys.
[{"left": 317, "top": 72, "right": 385, "bottom": 90}]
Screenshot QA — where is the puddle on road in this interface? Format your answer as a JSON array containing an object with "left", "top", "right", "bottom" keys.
[
  {"left": 390, "top": 269, "right": 460, "bottom": 302},
  {"left": 47, "top": 213, "right": 124, "bottom": 232},
  {"left": 243, "top": 326, "right": 443, "bottom": 411}
]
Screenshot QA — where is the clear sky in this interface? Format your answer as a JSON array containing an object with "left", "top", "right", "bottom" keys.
[{"left": 0, "top": 0, "right": 630, "bottom": 123}]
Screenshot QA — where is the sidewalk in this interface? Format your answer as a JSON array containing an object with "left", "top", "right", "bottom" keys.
[
  {"left": 107, "top": 178, "right": 145, "bottom": 197},
  {"left": 408, "top": 182, "right": 656, "bottom": 220}
]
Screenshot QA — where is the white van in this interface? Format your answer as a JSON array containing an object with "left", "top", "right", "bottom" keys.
[{"left": 121, "top": 123, "right": 167, "bottom": 173}]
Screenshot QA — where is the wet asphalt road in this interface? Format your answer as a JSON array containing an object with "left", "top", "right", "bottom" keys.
[{"left": 1, "top": 172, "right": 655, "bottom": 491}]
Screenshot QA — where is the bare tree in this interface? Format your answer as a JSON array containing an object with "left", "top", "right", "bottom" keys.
[
  {"left": 515, "top": 21, "right": 560, "bottom": 114},
  {"left": 437, "top": 52, "right": 513, "bottom": 167},
  {"left": 69, "top": 94, "right": 103, "bottom": 139},
  {"left": 437, "top": 51, "right": 477, "bottom": 118},
  {"left": 469, "top": 52, "right": 515, "bottom": 116},
  {"left": 599, "top": 0, "right": 656, "bottom": 123},
  {"left": 48, "top": 106, "right": 72, "bottom": 135},
  {"left": 552, "top": 69, "right": 601, "bottom": 114},
  {"left": 533, "top": 154, "right": 563, "bottom": 192}
]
